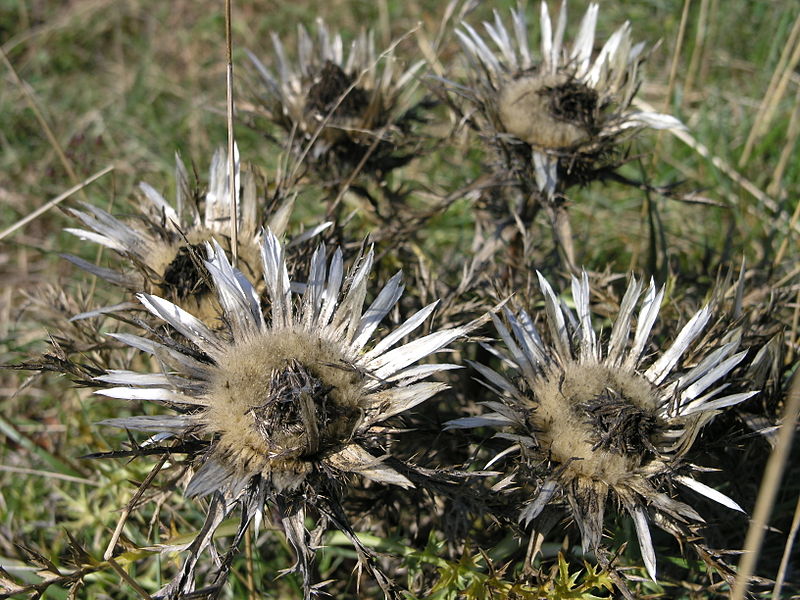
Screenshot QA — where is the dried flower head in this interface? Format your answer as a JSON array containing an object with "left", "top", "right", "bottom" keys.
[
  {"left": 247, "top": 18, "right": 426, "bottom": 178},
  {"left": 448, "top": 272, "right": 756, "bottom": 581},
  {"left": 64, "top": 146, "right": 325, "bottom": 324},
  {"left": 455, "top": 1, "right": 683, "bottom": 196},
  {"left": 95, "top": 230, "right": 476, "bottom": 597}
]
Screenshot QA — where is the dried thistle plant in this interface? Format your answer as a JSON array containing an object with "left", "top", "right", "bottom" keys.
[
  {"left": 454, "top": 1, "right": 682, "bottom": 197},
  {"left": 64, "top": 147, "right": 324, "bottom": 324},
  {"left": 89, "top": 230, "right": 481, "bottom": 597},
  {"left": 247, "top": 18, "right": 428, "bottom": 183},
  {"left": 446, "top": 2, "right": 683, "bottom": 268},
  {"left": 448, "top": 272, "right": 758, "bottom": 585}
]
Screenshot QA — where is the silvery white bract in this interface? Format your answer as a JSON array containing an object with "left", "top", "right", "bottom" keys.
[
  {"left": 95, "top": 229, "right": 477, "bottom": 597},
  {"left": 64, "top": 146, "right": 328, "bottom": 322},
  {"left": 448, "top": 272, "right": 756, "bottom": 581},
  {"left": 454, "top": 1, "right": 683, "bottom": 196},
  {"left": 247, "top": 18, "right": 426, "bottom": 174}
]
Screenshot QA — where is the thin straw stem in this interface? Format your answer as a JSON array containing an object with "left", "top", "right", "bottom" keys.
[
  {"left": 637, "top": 97, "right": 798, "bottom": 236},
  {"left": 652, "top": 0, "right": 691, "bottom": 164},
  {"left": 769, "top": 89, "right": 800, "bottom": 270},
  {"left": 225, "top": 0, "right": 238, "bottom": 267},
  {"left": 731, "top": 373, "right": 800, "bottom": 600},
  {"left": 0, "top": 165, "right": 114, "bottom": 241},
  {"left": 1, "top": 46, "right": 86, "bottom": 201},
  {"left": 682, "top": 0, "right": 709, "bottom": 105},
  {"left": 772, "top": 492, "right": 800, "bottom": 599},
  {"left": 739, "top": 11, "right": 800, "bottom": 167}
]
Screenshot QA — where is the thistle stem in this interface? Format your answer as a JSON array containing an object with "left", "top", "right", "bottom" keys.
[{"left": 225, "top": 0, "right": 238, "bottom": 267}]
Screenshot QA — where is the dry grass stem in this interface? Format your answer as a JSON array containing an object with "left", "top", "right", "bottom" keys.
[
  {"left": 739, "top": 11, "right": 800, "bottom": 167},
  {"left": 0, "top": 165, "right": 114, "bottom": 241},
  {"left": 664, "top": 0, "right": 692, "bottom": 113},
  {"left": 225, "top": 0, "right": 238, "bottom": 267},
  {"left": 682, "top": 0, "right": 710, "bottom": 106},
  {"left": 244, "top": 528, "right": 256, "bottom": 600},
  {"left": 652, "top": 0, "right": 692, "bottom": 164},
  {"left": 414, "top": 0, "right": 463, "bottom": 80},
  {"left": 1, "top": 47, "right": 86, "bottom": 198},
  {"left": 754, "top": 28, "right": 800, "bottom": 156},
  {"left": 0, "top": 464, "right": 99, "bottom": 487},
  {"left": 106, "top": 559, "right": 154, "bottom": 600},
  {"left": 768, "top": 85, "right": 800, "bottom": 201},
  {"left": 731, "top": 373, "right": 800, "bottom": 600},
  {"left": 772, "top": 493, "right": 800, "bottom": 599},
  {"left": 772, "top": 106, "right": 800, "bottom": 266},
  {"left": 101, "top": 456, "right": 167, "bottom": 599},
  {"left": 788, "top": 289, "right": 800, "bottom": 365},
  {"left": 698, "top": 0, "right": 719, "bottom": 84},
  {"left": 638, "top": 97, "right": 796, "bottom": 234}
]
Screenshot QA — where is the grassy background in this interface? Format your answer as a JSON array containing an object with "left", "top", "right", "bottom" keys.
[{"left": 1, "top": 0, "right": 799, "bottom": 597}]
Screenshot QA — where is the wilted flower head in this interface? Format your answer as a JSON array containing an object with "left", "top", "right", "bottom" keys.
[
  {"left": 94, "top": 230, "right": 476, "bottom": 597},
  {"left": 247, "top": 18, "right": 426, "bottom": 177},
  {"left": 65, "top": 147, "right": 315, "bottom": 322},
  {"left": 455, "top": 1, "right": 683, "bottom": 196},
  {"left": 448, "top": 272, "right": 756, "bottom": 581}
]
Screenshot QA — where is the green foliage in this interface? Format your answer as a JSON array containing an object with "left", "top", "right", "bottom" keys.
[
  {"left": 545, "top": 554, "right": 615, "bottom": 600},
  {"left": 402, "top": 535, "right": 613, "bottom": 600}
]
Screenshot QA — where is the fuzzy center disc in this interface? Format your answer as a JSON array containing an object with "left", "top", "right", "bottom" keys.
[
  {"left": 534, "top": 363, "right": 660, "bottom": 483},
  {"left": 207, "top": 329, "right": 367, "bottom": 476},
  {"left": 499, "top": 72, "right": 599, "bottom": 149}
]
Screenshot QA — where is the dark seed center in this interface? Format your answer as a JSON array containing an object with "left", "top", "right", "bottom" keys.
[
  {"left": 577, "top": 388, "right": 657, "bottom": 456},
  {"left": 307, "top": 60, "right": 369, "bottom": 120},
  {"left": 540, "top": 80, "right": 599, "bottom": 132},
  {"left": 162, "top": 244, "right": 211, "bottom": 300},
  {"left": 248, "top": 359, "right": 353, "bottom": 458}
]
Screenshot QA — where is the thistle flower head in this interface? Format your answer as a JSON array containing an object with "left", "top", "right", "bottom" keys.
[
  {"left": 448, "top": 272, "right": 756, "bottom": 581},
  {"left": 95, "top": 230, "right": 474, "bottom": 596},
  {"left": 248, "top": 18, "right": 426, "bottom": 177},
  {"left": 455, "top": 1, "right": 683, "bottom": 196},
  {"left": 64, "top": 147, "right": 313, "bottom": 322}
]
